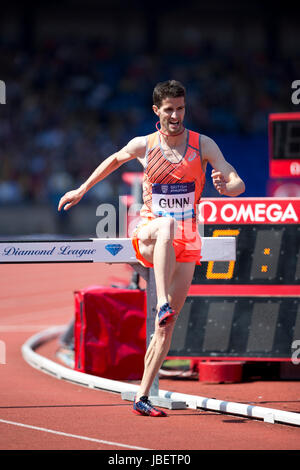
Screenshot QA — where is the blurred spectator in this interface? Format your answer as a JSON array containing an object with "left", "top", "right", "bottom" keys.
[
  {"left": 0, "top": 30, "right": 298, "bottom": 205},
  {"left": 0, "top": 180, "right": 22, "bottom": 203}
]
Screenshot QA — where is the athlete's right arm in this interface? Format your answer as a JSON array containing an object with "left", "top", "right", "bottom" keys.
[{"left": 58, "top": 136, "right": 146, "bottom": 211}]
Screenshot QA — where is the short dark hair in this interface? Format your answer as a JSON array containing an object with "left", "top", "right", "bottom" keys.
[{"left": 153, "top": 80, "right": 186, "bottom": 108}]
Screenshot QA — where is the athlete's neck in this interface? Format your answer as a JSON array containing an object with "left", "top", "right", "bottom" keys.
[{"left": 156, "top": 121, "right": 186, "bottom": 147}]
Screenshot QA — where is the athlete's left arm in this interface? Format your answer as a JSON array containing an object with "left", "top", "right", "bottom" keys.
[{"left": 202, "top": 136, "right": 245, "bottom": 197}]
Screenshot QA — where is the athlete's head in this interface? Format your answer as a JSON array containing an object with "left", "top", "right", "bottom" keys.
[
  {"left": 152, "top": 80, "right": 186, "bottom": 136},
  {"left": 153, "top": 80, "right": 186, "bottom": 108}
]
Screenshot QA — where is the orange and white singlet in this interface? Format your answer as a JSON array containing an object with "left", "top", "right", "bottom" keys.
[{"left": 132, "top": 129, "right": 206, "bottom": 266}]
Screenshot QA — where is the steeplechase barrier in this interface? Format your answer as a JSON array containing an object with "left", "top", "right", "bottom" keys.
[
  {"left": 5, "top": 236, "right": 300, "bottom": 424},
  {"left": 1, "top": 236, "right": 234, "bottom": 407}
]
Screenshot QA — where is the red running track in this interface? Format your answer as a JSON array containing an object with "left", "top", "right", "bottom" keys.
[{"left": 0, "top": 263, "right": 300, "bottom": 451}]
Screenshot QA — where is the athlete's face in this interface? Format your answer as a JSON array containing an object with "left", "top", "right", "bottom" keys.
[{"left": 153, "top": 96, "right": 185, "bottom": 135}]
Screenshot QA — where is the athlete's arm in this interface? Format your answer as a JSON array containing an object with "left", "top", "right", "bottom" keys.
[
  {"left": 202, "top": 136, "right": 245, "bottom": 197},
  {"left": 58, "top": 136, "right": 146, "bottom": 211}
]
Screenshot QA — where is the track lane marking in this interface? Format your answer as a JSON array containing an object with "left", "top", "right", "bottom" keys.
[
  {"left": 0, "top": 418, "right": 150, "bottom": 450},
  {"left": 0, "top": 324, "right": 64, "bottom": 332}
]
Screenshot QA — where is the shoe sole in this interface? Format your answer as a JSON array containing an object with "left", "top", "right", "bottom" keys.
[
  {"left": 132, "top": 409, "right": 147, "bottom": 416},
  {"left": 132, "top": 407, "right": 167, "bottom": 417},
  {"left": 132, "top": 410, "right": 168, "bottom": 418},
  {"left": 158, "top": 311, "right": 176, "bottom": 326}
]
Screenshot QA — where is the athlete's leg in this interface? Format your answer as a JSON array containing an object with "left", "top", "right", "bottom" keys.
[
  {"left": 135, "top": 261, "right": 195, "bottom": 401},
  {"left": 168, "top": 261, "right": 196, "bottom": 313},
  {"left": 138, "top": 217, "right": 177, "bottom": 309}
]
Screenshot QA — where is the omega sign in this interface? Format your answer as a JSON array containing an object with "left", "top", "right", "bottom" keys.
[
  {"left": 198, "top": 199, "right": 299, "bottom": 224},
  {"left": 291, "top": 162, "right": 300, "bottom": 175}
]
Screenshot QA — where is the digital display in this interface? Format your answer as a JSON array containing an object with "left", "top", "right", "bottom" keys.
[
  {"left": 272, "top": 120, "right": 300, "bottom": 160},
  {"left": 174, "top": 198, "right": 300, "bottom": 360},
  {"left": 268, "top": 113, "right": 300, "bottom": 177},
  {"left": 193, "top": 224, "right": 300, "bottom": 285},
  {"left": 169, "top": 296, "right": 300, "bottom": 359}
]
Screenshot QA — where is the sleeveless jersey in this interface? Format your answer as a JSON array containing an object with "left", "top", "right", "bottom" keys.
[{"left": 140, "top": 130, "right": 206, "bottom": 224}]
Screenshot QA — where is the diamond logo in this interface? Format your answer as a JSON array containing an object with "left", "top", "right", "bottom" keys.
[{"left": 105, "top": 244, "right": 124, "bottom": 256}]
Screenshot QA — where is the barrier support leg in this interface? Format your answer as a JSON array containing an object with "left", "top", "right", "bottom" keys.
[{"left": 121, "top": 264, "right": 187, "bottom": 410}]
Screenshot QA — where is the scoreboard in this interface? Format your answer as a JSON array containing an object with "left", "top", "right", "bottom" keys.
[
  {"left": 169, "top": 198, "right": 300, "bottom": 360},
  {"left": 269, "top": 112, "right": 300, "bottom": 177}
]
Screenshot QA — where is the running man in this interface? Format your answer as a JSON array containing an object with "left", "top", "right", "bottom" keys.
[{"left": 58, "top": 80, "right": 245, "bottom": 417}]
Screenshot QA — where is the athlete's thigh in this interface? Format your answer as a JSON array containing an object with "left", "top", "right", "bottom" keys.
[
  {"left": 137, "top": 217, "right": 176, "bottom": 263},
  {"left": 168, "top": 261, "right": 196, "bottom": 314},
  {"left": 138, "top": 217, "right": 175, "bottom": 242}
]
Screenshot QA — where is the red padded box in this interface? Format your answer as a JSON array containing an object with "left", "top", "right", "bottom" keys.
[
  {"left": 198, "top": 361, "right": 244, "bottom": 383},
  {"left": 74, "top": 286, "right": 146, "bottom": 380}
]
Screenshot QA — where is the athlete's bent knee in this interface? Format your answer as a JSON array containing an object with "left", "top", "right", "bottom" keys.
[
  {"left": 158, "top": 217, "right": 177, "bottom": 241},
  {"left": 138, "top": 239, "right": 154, "bottom": 263}
]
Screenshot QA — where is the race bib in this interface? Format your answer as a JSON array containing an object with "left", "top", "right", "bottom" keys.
[{"left": 152, "top": 182, "right": 195, "bottom": 220}]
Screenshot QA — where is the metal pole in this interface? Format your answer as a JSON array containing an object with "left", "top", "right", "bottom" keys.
[
  {"left": 122, "top": 264, "right": 186, "bottom": 409},
  {"left": 146, "top": 268, "right": 159, "bottom": 397}
]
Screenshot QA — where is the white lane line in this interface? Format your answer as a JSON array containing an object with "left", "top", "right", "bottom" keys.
[
  {"left": 0, "top": 418, "right": 150, "bottom": 450},
  {"left": 0, "top": 324, "right": 64, "bottom": 332}
]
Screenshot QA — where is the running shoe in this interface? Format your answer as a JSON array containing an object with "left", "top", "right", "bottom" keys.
[
  {"left": 133, "top": 396, "right": 167, "bottom": 417},
  {"left": 157, "top": 302, "right": 176, "bottom": 326}
]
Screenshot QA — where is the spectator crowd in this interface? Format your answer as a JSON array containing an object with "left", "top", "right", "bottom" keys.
[{"left": 0, "top": 35, "right": 298, "bottom": 205}]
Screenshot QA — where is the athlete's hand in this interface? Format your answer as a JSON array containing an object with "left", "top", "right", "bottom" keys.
[
  {"left": 58, "top": 187, "right": 85, "bottom": 211},
  {"left": 211, "top": 169, "right": 227, "bottom": 195}
]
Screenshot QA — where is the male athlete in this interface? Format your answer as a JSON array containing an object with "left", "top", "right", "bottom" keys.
[{"left": 58, "top": 80, "right": 245, "bottom": 417}]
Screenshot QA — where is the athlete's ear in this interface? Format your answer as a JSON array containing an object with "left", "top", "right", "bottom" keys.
[{"left": 152, "top": 105, "right": 159, "bottom": 117}]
